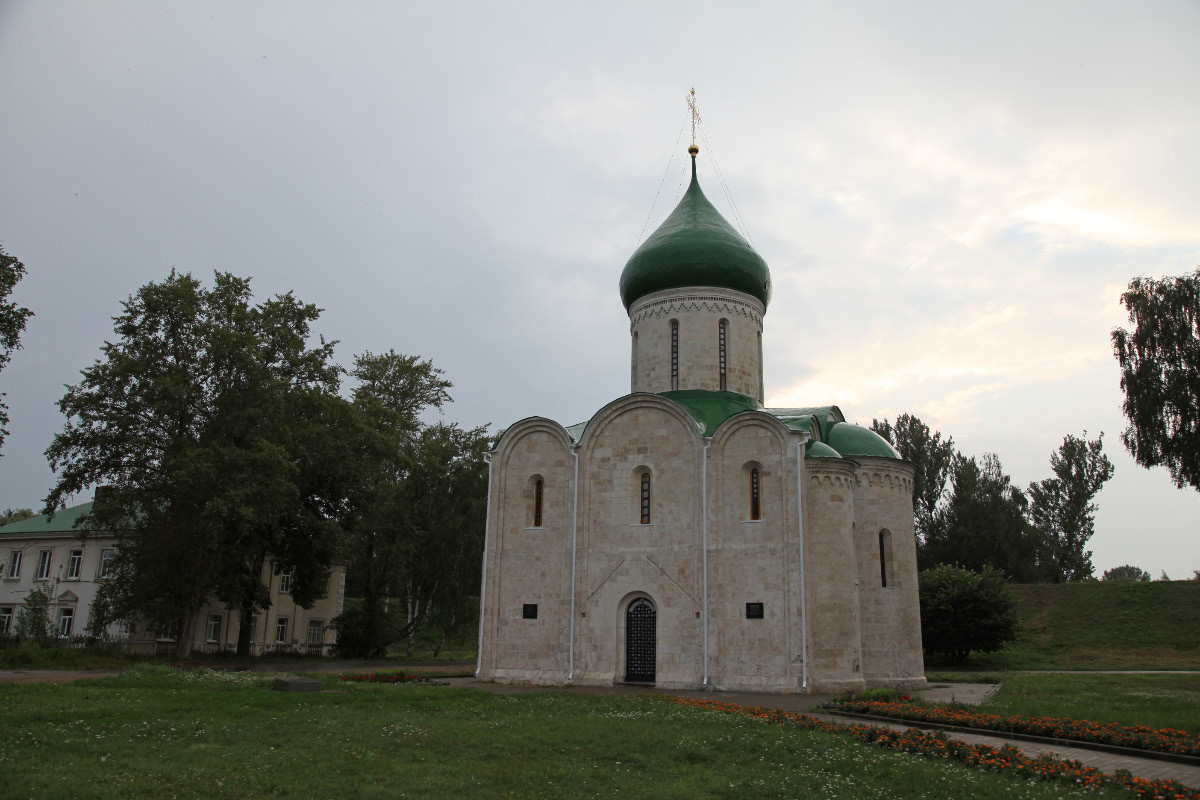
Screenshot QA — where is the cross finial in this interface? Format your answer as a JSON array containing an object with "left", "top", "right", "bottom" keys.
[{"left": 687, "top": 87, "right": 701, "bottom": 158}]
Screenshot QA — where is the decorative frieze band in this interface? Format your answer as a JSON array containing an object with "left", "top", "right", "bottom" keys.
[
  {"left": 855, "top": 470, "right": 913, "bottom": 494},
  {"left": 628, "top": 292, "right": 764, "bottom": 327}
]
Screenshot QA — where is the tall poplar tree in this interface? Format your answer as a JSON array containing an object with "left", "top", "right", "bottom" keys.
[
  {"left": 0, "top": 243, "right": 35, "bottom": 457},
  {"left": 1112, "top": 268, "right": 1200, "bottom": 490},
  {"left": 1027, "top": 432, "right": 1114, "bottom": 582},
  {"left": 44, "top": 271, "right": 344, "bottom": 656}
]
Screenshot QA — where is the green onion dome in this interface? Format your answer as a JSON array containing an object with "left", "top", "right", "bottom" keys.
[
  {"left": 825, "top": 423, "right": 902, "bottom": 459},
  {"left": 620, "top": 156, "right": 772, "bottom": 311}
]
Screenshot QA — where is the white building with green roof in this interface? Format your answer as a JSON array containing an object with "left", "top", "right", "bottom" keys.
[
  {"left": 0, "top": 500, "right": 345, "bottom": 654},
  {"left": 476, "top": 147, "right": 926, "bottom": 693}
]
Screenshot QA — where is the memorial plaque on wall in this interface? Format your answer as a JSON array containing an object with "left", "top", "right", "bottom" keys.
[
  {"left": 522, "top": 604, "right": 538, "bottom": 619},
  {"left": 746, "top": 602, "right": 764, "bottom": 619}
]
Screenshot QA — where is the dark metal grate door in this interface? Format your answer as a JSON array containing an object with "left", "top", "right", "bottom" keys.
[{"left": 625, "top": 598, "right": 656, "bottom": 683}]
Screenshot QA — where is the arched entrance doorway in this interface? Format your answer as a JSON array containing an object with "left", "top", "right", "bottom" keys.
[{"left": 625, "top": 597, "right": 656, "bottom": 683}]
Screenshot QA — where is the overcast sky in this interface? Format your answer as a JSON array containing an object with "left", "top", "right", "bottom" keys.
[{"left": 1, "top": 1, "right": 1198, "bottom": 578}]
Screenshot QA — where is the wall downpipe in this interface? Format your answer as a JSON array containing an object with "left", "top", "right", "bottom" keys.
[
  {"left": 796, "top": 434, "right": 810, "bottom": 692},
  {"left": 702, "top": 437, "right": 711, "bottom": 688},
  {"left": 567, "top": 445, "right": 580, "bottom": 682},
  {"left": 475, "top": 452, "right": 495, "bottom": 679}
]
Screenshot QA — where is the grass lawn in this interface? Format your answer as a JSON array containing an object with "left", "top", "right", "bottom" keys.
[
  {"left": 0, "top": 666, "right": 1134, "bottom": 800},
  {"left": 978, "top": 672, "right": 1200, "bottom": 734}
]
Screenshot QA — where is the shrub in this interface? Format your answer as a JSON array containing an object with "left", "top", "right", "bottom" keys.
[{"left": 919, "top": 564, "right": 1018, "bottom": 664}]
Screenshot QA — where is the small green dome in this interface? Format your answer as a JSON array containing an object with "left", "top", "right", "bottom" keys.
[
  {"left": 805, "top": 440, "right": 842, "bottom": 459},
  {"left": 826, "top": 423, "right": 901, "bottom": 459},
  {"left": 620, "top": 158, "right": 771, "bottom": 310}
]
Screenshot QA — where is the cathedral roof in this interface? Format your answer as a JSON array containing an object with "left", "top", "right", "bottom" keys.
[
  {"left": 619, "top": 157, "right": 772, "bottom": 310},
  {"left": 562, "top": 392, "right": 901, "bottom": 461}
]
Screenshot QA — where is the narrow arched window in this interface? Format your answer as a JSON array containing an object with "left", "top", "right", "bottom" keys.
[
  {"left": 879, "top": 530, "right": 892, "bottom": 587},
  {"left": 670, "top": 320, "right": 679, "bottom": 391},
  {"left": 640, "top": 473, "right": 651, "bottom": 524},
  {"left": 533, "top": 479, "right": 543, "bottom": 527},
  {"left": 750, "top": 468, "right": 761, "bottom": 520},
  {"left": 719, "top": 319, "right": 728, "bottom": 391}
]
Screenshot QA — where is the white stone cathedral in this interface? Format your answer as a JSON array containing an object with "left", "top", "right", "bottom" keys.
[{"left": 476, "top": 145, "right": 926, "bottom": 694}]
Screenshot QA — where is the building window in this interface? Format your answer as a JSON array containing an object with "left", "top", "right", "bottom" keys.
[
  {"left": 279, "top": 569, "right": 293, "bottom": 595},
  {"left": 67, "top": 549, "right": 83, "bottom": 580},
  {"left": 58, "top": 608, "right": 75, "bottom": 637},
  {"left": 98, "top": 549, "right": 115, "bottom": 579},
  {"left": 719, "top": 319, "right": 728, "bottom": 391},
  {"left": 640, "top": 472, "right": 651, "bottom": 524},
  {"left": 35, "top": 549, "right": 52, "bottom": 580},
  {"left": 307, "top": 619, "right": 324, "bottom": 644},
  {"left": 533, "top": 478, "right": 543, "bottom": 527},
  {"left": 7, "top": 550, "right": 21, "bottom": 579},
  {"left": 206, "top": 614, "right": 222, "bottom": 643},
  {"left": 275, "top": 617, "right": 289, "bottom": 644},
  {"left": 750, "top": 468, "right": 761, "bottom": 520},
  {"left": 670, "top": 320, "right": 679, "bottom": 391},
  {"left": 879, "top": 530, "right": 893, "bottom": 588},
  {"left": 0, "top": 606, "right": 12, "bottom": 634},
  {"left": 522, "top": 604, "right": 538, "bottom": 619},
  {"left": 249, "top": 613, "right": 259, "bottom": 643}
]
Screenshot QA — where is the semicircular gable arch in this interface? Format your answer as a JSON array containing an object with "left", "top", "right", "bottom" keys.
[
  {"left": 709, "top": 410, "right": 794, "bottom": 453},
  {"left": 493, "top": 416, "right": 574, "bottom": 474},
  {"left": 575, "top": 393, "right": 706, "bottom": 457}
]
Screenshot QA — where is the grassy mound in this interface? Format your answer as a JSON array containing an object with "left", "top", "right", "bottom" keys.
[{"left": 943, "top": 580, "right": 1200, "bottom": 670}]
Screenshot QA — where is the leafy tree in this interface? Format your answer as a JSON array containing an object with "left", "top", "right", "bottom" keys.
[
  {"left": 333, "top": 351, "right": 490, "bottom": 658},
  {"left": 1, "top": 508, "right": 35, "bottom": 526},
  {"left": 1158, "top": 571, "right": 1171, "bottom": 581},
  {"left": 918, "top": 564, "right": 1018, "bottom": 664},
  {"left": 15, "top": 584, "right": 55, "bottom": 642},
  {"left": 1101, "top": 564, "right": 1151, "bottom": 582},
  {"left": 1112, "top": 268, "right": 1200, "bottom": 490},
  {"left": 871, "top": 414, "right": 955, "bottom": 542},
  {"left": 44, "top": 271, "right": 344, "bottom": 657},
  {"left": 0, "top": 243, "right": 35, "bottom": 456},
  {"left": 922, "top": 453, "right": 1051, "bottom": 582},
  {"left": 1027, "top": 433, "right": 1114, "bottom": 583}
]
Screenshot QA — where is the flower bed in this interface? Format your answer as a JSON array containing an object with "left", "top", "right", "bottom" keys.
[
  {"left": 839, "top": 699, "right": 1200, "bottom": 758},
  {"left": 337, "top": 672, "right": 428, "bottom": 685},
  {"left": 674, "top": 698, "right": 1200, "bottom": 800}
]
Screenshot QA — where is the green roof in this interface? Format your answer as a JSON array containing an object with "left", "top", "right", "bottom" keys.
[
  {"left": 659, "top": 390, "right": 761, "bottom": 436},
  {"left": 0, "top": 502, "right": 94, "bottom": 534},
  {"left": 805, "top": 440, "right": 843, "bottom": 459},
  {"left": 766, "top": 406, "right": 845, "bottom": 442},
  {"left": 826, "top": 423, "right": 901, "bottom": 459},
  {"left": 619, "top": 158, "right": 771, "bottom": 310},
  {"left": 558, "top": 395, "right": 900, "bottom": 462}
]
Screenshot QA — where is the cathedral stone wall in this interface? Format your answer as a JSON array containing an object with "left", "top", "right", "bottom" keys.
[
  {"left": 478, "top": 421, "right": 573, "bottom": 685},
  {"left": 572, "top": 397, "right": 707, "bottom": 688},
  {"left": 708, "top": 416, "right": 799, "bottom": 691},
  {"left": 852, "top": 458, "right": 926, "bottom": 687},
  {"left": 804, "top": 459, "right": 867, "bottom": 693},
  {"left": 629, "top": 287, "right": 765, "bottom": 401}
]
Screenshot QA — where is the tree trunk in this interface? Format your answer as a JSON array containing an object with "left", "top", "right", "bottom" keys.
[
  {"left": 433, "top": 610, "right": 452, "bottom": 658},
  {"left": 406, "top": 583, "right": 415, "bottom": 657},
  {"left": 174, "top": 608, "right": 197, "bottom": 658},
  {"left": 236, "top": 604, "right": 254, "bottom": 657}
]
